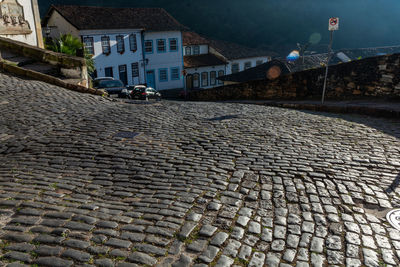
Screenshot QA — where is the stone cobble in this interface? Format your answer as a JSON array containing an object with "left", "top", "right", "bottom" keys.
[{"left": 0, "top": 72, "right": 400, "bottom": 266}]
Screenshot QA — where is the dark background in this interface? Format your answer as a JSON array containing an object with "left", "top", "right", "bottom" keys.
[{"left": 38, "top": 0, "right": 400, "bottom": 56}]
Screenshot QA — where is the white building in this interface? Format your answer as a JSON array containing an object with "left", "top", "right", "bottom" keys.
[
  {"left": 143, "top": 31, "right": 184, "bottom": 90},
  {"left": 208, "top": 39, "right": 276, "bottom": 75},
  {"left": 182, "top": 31, "right": 276, "bottom": 90},
  {"left": 43, "top": 5, "right": 186, "bottom": 91},
  {"left": 183, "top": 32, "right": 227, "bottom": 90}
]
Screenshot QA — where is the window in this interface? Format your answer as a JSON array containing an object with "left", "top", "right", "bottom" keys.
[
  {"left": 145, "top": 40, "right": 153, "bottom": 53},
  {"left": 201, "top": 72, "right": 208, "bottom": 87},
  {"left": 193, "top": 73, "right": 200, "bottom": 88},
  {"left": 159, "top": 69, "right": 168, "bottom": 82},
  {"left": 101, "top": 36, "right": 111, "bottom": 55},
  {"left": 83, "top": 37, "right": 94, "bottom": 55},
  {"left": 256, "top": 60, "right": 263, "bottom": 66},
  {"left": 218, "top": 70, "right": 224, "bottom": 85},
  {"left": 171, "top": 67, "right": 180, "bottom": 80},
  {"left": 185, "top": 46, "right": 191, "bottom": 56},
  {"left": 116, "top": 35, "right": 125, "bottom": 53},
  {"left": 193, "top": 45, "right": 200, "bottom": 55},
  {"left": 169, "top": 38, "right": 178, "bottom": 52},
  {"left": 231, "top": 63, "right": 239, "bottom": 73},
  {"left": 129, "top": 34, "right": 137, "bottom": 52},
  {"left": 131, "top": 62, "right": 139, "bottom": 78},
  {"left": 244, "top": 62, "right": 252, "bottom": 69},
  {"left": 157, "top": 39, "right": 166, "bottom": 53},
  {"left": 105, "top": 67, "right": 113, "bottom": 78},
  {"left": 210, "top": 71, "right": 216, "bottom": 86}
]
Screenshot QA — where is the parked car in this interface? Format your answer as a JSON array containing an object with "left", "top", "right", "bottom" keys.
[
  {"left": 127, "top": 85, "right": 146, "bottom": 96},
  {"left": 130, "top": 86, "right": 161, "bottom": 100},
  {"left": 93, "top": 79, "right": 129, "bottom": 98},
  {"left": 94, "top": 77, "right": 114, "bottom": 83}
]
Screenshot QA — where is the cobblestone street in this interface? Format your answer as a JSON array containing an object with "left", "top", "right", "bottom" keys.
[{"left": 1, "top": 72, "right": 400, "bottom": 267}]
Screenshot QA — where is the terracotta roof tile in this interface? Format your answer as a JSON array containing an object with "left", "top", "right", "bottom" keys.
[
  {"left": 44, "top": 5, "right": 188, "bottom": 32},
  {"left": 184, "top": 54, "right": 227, "bottom": 68},
  {"left": 209, "top": 39, "right": 278, "bottom": 60},
  {"left": 182, "top": 32, "right": 210, "bottom": 45}
]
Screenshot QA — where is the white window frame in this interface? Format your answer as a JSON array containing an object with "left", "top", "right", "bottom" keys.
[
  {"left": 129, "top": 34, "right": 137, "bottom": 52},
  {"left": 116, "top": 35, "right": 125, "bottom": 54}
]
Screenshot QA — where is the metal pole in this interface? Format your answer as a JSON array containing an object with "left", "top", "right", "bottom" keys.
[{"left": 322, "top": 30, "right": 333, "bottom": 104}]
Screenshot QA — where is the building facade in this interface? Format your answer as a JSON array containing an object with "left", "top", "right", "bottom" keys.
[
  {"left": 79, "top": 29, "right": 145, "bottom": 86},
  {"left": 182, "top": 32, "right": 227, "bottom": 90},
  {"left": 182, "top": 32, "right": 276, "bottom": 90},
  {"left": 143, "top": 31, "right": 184, "bottom": 90},
  {"left": 43, "top": 5, "right": 187, "bottom": 91}
]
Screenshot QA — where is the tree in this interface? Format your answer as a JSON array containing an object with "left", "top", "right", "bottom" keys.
[{"left": 45, "top": 34, "right": 95, "bottom": 75}]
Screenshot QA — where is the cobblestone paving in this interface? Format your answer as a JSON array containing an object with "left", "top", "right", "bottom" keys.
[{"left": 0, "top": 72, "right": 400, "bottom": 267}]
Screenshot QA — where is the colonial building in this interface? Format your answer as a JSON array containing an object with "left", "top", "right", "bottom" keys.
[
  {"left": 42, "top": 5, "right": 187, "bottom": 90},
  {"left": 208, "top": 39, "right": 276, "bottom": 75},
  {"left": 183, "top": 32, "right": 227, "bottom": 89},
  {"left": 182, "top": 31, "right": 277, "bottom": 90}
]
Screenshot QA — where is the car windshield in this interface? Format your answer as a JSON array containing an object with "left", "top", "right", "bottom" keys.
[
  {"left": 98, "top": 80, "right": 124, "bottom": 88},
  {"left": 134, "top": 87, "right": 146, "bottom": 92}
]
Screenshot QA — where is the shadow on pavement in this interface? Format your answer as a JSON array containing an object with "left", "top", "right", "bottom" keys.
[
  {"left": 386, "top": 173, "right": 400, "bottom": 193},
  {"left": 208, "top": 115, "right": 240, "bottom": 121},
  {"left": 298, "top": 109, "right": 400, "bottom": 194}
]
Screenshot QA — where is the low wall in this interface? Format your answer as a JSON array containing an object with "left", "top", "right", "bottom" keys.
[
  {"left": 0, "top": 36, "right": 88, "bottom": 87},
  {"left": 189, "top": 53, "right": 400, "bottom": 101},
  {"left": 0, "top": 61, "right": 104, "bottom": 96}
]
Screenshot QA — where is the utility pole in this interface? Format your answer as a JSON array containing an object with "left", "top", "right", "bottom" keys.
[{"left": 322, "top": 17, "right": 339, "bottom": 104}]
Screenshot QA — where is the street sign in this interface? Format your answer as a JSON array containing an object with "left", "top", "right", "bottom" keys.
[
  {"left": 322, "top": 17, "right": 339, "bottom": 104},
  {"left": 329, "top": 17, "right": 339, "bottom": 31}
]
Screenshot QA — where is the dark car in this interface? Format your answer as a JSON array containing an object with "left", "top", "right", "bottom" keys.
[
  {"left": 130, "top": 87, "right": 161, "bottom": 100},
  {"left": 93, "top": 79, "right": 129, "bottom": 98}
]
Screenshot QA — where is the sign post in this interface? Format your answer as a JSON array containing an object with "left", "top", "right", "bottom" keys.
[{"left": 322, "top": 17, "right": 339, "bottom": 104}]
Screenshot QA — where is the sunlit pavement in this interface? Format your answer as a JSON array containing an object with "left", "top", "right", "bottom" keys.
[{"left": 0, "top": 72, "right": 400, "bottom": 266}]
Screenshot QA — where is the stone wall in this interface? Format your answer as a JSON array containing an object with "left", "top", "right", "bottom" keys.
[
  {"left": 0, "top": 36, "right": 88, "bottom": 87},
  {"left": 189, "top": 53, "right": 400, "bottom": 101}
]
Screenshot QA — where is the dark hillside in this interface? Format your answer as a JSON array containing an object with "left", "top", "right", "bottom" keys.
[{"left": 39, "top": 0, "right": 400, "bottom": 56}]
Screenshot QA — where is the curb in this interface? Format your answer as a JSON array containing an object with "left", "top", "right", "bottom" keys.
[{"left": 0, "top": 61, "right": 106, "bottom": 97}]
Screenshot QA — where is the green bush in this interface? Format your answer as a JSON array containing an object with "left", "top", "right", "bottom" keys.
[{"left": 45, "top": 34, "right": 95, "bottom": 75}]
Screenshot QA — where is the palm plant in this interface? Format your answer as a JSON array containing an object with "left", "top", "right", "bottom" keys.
[{"left": 45, "top": 34, "right": 95, "bottom": 75}]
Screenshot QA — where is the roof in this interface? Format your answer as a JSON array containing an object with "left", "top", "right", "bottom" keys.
[
  {"left": 43, "top": 5, "right": 188, "bottom": 32},
  {"left": 219, "top": 45, "right": 400, "bottom": 83},
  {"left": 209, "top": 39, "right": 278, "bottom": 60},
  {"left": 218, "top": 60, "right": 291, "bottom": 83},
  {"left": 335, "top": 46, "right": 400, "bottom": 62},
  {"left": 182, "top": 32, "right": 210, "bottom": 46},
  {"left": 184, "top": 54, "right": 227, "bottom": 68}
]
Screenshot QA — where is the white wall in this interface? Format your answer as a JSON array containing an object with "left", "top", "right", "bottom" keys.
[
  {"left": 46, "top": 10, "right": 80, "bottom": 39},
  {"left": 144, "top": 31, "right": 184, "bottom": 90},
  {"left": 185, "top": 65, "right": 226, "bottom": 89},
  {"left": 183, "top": 44, "right": 208, "bottom": 56},
  {"left": 226, "top": 56, "right": 270, "bottom": 75},
  {"left": 0, "top": 0, "right": 40, "bottom": 47},
  {"left": 80, "top": 29, "right": 145, "bottom": 86}
]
